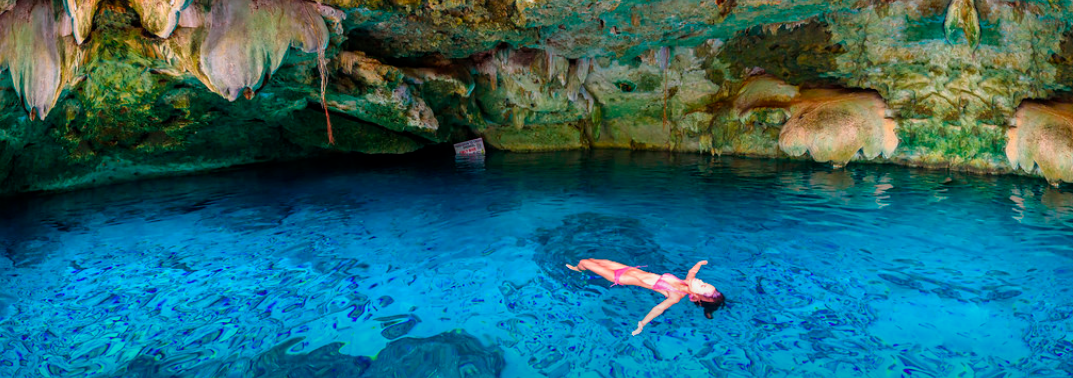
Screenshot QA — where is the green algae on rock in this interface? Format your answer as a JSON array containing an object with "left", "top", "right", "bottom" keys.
[
  {"left": 943, "top": 0, "right": 981, "bottom": 50},
  {"left": 3, "top": 0, "right": 1073, "bottom": 195}
]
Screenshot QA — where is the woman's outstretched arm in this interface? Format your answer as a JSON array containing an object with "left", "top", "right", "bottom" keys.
[
  {"left": 685, "top": 260, "right": 708, "bottom": 282},
  {"left": 632, "top": 296, "right": 682, "bottom": 335}
]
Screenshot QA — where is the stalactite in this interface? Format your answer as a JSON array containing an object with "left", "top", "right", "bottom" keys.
[
  {"left": 545, "top": 48, "right": 556, "bottom": 82},
  {"left": 315, "top": 3, "right": 346, "bottom": 35},
  {"left": 0, "top": 0, "right": 81, "bottom": 120},
  {"left": 200, "top": 0, "right": 283, "bottom": 101},
  {"left": 566, "top": 60, "right": 581, "bottom": 102},
  {"left": 512, "top": 107, "right": 527, "bottom": 130},
  {"left": 477, "top": 58, "right": 498, "bottom": 91},
  {"left": 579, "top": 85, "right": 594, "bottom": 113},
  {"left": 198, "top": 0, "right": 328, "bottom": 101},
  {"left": 130, "top": 0, "right": 193, "bottom": 38},
  {"left": 778, "top": 90, "right": 899, "bottom": 168},
  {"left": 177, "top": 5, "right": 204, "bottom": 28},
  {"left": 944, "top": 0, "right": 980, "bottom": 49},
  {"left": 564, "top": 57, "right": 591, "bottom": 103},
  {"left": 576, "top": 57, "right": 590, "bottom": 84},
  {"left": 62, "top": 0, "right": 100, "bottom": 44},
  {"left": 1008, "top": 102, "right": 1073, "bottom": 185},
  {"left": 149, "top": 0, "right": 336, "bottom": 142}
]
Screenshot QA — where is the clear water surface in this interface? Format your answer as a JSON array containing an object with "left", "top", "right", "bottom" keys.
[{"left": 1, "top": 151, "right": 1072, "bottom": 377}]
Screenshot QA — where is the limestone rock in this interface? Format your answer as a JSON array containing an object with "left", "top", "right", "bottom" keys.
[
  {"left": 330, "top": 51, "right": 440, "bottom": 136},
  {"left": 482, "top": 122, "right": 583, "bottom": 152},
  {"left": 779, "top": 90, "right": 899, "bottom": 167},
  {"left": 0, "top": 0, "right": 83, "bottom": 120},
  {"left": 130, "top": 0, "right": 193, "bottom": 38},
  {"left": 61, "top": 0, "right": 101, "bottom": 44},
  {"left": 732, "top": 74, "right": 799, "bottom": 118},
  {"left": 944, "top": 0, "right": 981, "bottom": 49},
  {"left": 152, "top": 0, "right": 332, "bottom": 102},
  {"left": 5, "top": 0, "right": 1073, "bottom": 194},
  {"left": 582, "top": 46, "right": 720, "bottom": 149},
  {"left": 1007, "top": 102, "right": 1073, "bottom": 185},
  {"left": 470, "top": 47, "right": 598, "bottom": 134},
  {"left": 198, "top": 0, "right": 329, "bottom": 101}
]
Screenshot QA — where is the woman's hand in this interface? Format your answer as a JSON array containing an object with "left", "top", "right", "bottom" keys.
[
  {"left": 631, "top": 322, "right": 644, "bottom": 336},
  {"left": 687, "top": 260, "right": 708, "bottom": 281}
]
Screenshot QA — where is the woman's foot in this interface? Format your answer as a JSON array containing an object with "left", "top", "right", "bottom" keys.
[{"left": 565, "top": 264, "right": 581, "bottom": 272}]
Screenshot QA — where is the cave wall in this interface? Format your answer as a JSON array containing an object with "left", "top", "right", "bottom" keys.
[{"left": 2, "top": 0, "right": 1073, "bottom": 194}]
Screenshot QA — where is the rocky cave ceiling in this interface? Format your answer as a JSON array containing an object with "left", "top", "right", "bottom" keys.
[{"left": 2, "top": 0, "right": 1073, "bottom": 194}]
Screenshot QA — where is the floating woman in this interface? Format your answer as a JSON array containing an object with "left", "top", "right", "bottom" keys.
[{"left": 566, "top": 259, "right": 726, "bottom": 335}]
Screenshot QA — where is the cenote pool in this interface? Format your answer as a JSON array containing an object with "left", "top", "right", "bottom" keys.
[{"left": 1, "top": 151, "right": 1072, "bottom": 377}]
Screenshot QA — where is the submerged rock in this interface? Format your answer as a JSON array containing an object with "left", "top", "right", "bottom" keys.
[
  {"left": 376, "top": 313, "right": 422, "bottom": 340},
  {"left": 365, "top": 330, "right": 505, "bottom": 378},
  {"left": 532, "top": 212, "right": 674, "bottom": 286},
  {"left": 0, "top": 291, "right": 14, "bottom": 321},
  {"left": 115, "top": 338, "right": 373, "bottom": 378}
]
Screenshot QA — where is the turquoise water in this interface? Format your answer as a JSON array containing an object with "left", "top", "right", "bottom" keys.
[{"left": 1, "top": 151, "right": 1072, "bottom": 377}]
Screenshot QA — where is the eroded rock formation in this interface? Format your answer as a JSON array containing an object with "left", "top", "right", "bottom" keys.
[
  {"left": 130, "top": 0, "right": 192, "bottom": 38},
  {"left": 0, "top": 0, "right": 82, "bottom": 120},
  {"left": 3, "top": 0, "right": 1073, "bottom": 194},
  {"left": 1008, "top": 101, "right": 1073, "bottom": 185},
  {"left": 778, "top": 89, "right": 899, "bottom": 167},
  {"left": 62, "top": 0, "right": 101, "bottom": 44}
]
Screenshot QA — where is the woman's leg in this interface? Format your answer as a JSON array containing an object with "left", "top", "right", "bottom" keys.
[{"left": 566, "top": 259, "right": 634, "bottom": 284}]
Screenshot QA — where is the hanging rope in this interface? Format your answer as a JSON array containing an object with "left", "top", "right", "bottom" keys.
[{"left": 318, "top": 48, "right": 334, "bottom": 145}]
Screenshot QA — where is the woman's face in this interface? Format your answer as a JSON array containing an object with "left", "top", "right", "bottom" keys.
[{"left": 690, "top": 279, "right": 718, "bottom": 297}]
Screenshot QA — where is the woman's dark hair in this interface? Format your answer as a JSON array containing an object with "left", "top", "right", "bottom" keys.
[{"left": 693, "top": 292, "right": 726, "bottom": 319}]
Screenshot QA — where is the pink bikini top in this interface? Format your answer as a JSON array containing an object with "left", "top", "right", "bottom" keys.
[{"left": 651, "top": 273, "right": 687, "bottom": 294}]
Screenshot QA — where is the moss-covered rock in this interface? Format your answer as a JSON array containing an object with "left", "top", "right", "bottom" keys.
[
  {"left": 482, "top": 122, "right": 583, "bottom": 152},
  {"left": 4, "top": 0, "right": 1073, "bottom": 194}
]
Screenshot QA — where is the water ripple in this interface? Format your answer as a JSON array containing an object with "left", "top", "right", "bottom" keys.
[{"left": 0, "top": 152, "right": 1071, "bottom": 377}]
